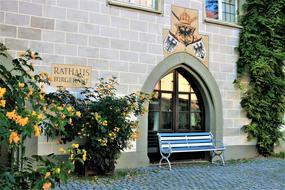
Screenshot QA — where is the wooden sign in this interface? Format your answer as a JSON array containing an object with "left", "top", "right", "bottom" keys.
[
  {"left": 51, "top": 64, "right": 91, "bottom": 88},
  {"left": 163, "top": 5, "right": 209, "bottom": 67}
]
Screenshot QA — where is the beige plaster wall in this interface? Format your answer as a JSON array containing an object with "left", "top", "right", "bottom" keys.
[{"left": 0, "top": 0, "right": 256, "bottom": 164}]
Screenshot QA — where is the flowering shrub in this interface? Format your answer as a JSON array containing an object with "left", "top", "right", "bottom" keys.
[
  {"left": 0, "top": 43, "right": 85, "bottom": 189},
  {"left": 80, "top": 78, "right": 151, "bottom": 174},
  {"left": 47, "top": 77, "right": 151, "bottom": 174}
]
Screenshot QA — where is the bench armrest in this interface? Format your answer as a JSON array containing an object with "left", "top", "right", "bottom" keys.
[{"left": 159, "top": 142, "right": 172, "bottom": 154}]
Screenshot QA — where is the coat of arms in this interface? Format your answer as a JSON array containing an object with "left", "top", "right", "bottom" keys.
[{"left": 163, "top": 6, "right": 209, "bottom": 66}]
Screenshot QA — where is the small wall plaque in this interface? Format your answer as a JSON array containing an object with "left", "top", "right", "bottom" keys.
[{"left": 51, "top": 64, "right": 91, "bottom": 88}]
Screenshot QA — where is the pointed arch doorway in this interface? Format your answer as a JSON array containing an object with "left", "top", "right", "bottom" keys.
[
  {"left": 140, "top": 52, "right": 223, "bottom": 163},
  {"left": 148, "top": 68, "right": 204, "bottom": 133}
]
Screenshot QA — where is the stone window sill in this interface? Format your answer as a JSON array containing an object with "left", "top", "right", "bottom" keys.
[
  {"left": 204, "top": 18, "right": 242, "bottom": 29},
  {"left": 108, "top": 0, "right": 162, "bottom": 14}
]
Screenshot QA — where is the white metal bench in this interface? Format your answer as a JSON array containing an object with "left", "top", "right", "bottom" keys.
[{"left": 157, "top": 132, "right": 225, "bottom": 169}]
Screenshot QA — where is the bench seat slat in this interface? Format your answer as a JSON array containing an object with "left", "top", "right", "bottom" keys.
[
  {"left": 161, "top": 146, "right": 225, "bottom": 153},
  {"left": 161, "top": 139, "right": 212, "bottom": 144},
  {"left": 161, "top": 142, "right": 214, "bottom": 148}
]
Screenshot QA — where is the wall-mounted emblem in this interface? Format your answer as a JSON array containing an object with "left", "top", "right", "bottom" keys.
[
  {"left": 163, "top": 33, "right": 178, "bottom": 52},
  {"left": 163, "top": 6, "right": 209, "bottom": 67}
]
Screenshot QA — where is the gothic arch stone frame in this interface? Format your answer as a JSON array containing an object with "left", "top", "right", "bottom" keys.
[
  {"left": 117, "top": 52, "right": 223, "bottom": 168},
  {"left": 143, "top": 52, "right": 223, "bottom": 156}
]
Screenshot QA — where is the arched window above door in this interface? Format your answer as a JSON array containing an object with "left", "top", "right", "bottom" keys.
[{"left": 148, "top": 68, "right": 204, "bottom": 133}]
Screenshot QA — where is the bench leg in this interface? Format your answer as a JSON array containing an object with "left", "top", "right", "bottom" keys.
[
  {"left": 159, "top": 152, "right": 172, "bottom": 170},
  {"left": 211, "top": 151, "right": 225, "bottom": 166}
]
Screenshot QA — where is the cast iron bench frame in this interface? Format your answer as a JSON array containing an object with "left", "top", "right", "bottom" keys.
[{"left": 157, "top": 132, "right": 225, "bottom": 169}]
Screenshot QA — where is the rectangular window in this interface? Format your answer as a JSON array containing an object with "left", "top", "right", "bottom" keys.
[
  {"left": 108, "top": 0, "right": 162, "bottom": 13},
  {"left": 205, "top": 0, "right": 243, "bottom": 23}
]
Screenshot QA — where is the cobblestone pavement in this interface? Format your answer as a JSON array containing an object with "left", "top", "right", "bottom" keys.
[{"left": 53, "top": 158, "right": 285, "bottom": 190}]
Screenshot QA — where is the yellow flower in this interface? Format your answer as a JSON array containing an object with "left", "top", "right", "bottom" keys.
[
  {"left": 48, "top": 76, "right": 52, "bottom": 82},
  {"left": 57, "top": 106, "right": 63, "bottom": 111},
  {"left": 69, "top": 118, "right": 73, "bottom": 125},
  {"left": 55, "top": 168, "right": 61, "bottom": 174},
  {"left": 72, "top": 143, "right": 79, "bottom": 149},
  {"left": 27, "top": 88, "right": 33, "bottom": 96},
  {"left": 102, "top": 120, "right": 108, "bottom": 126},
  {"left": 44, "top": 172, "right": 51, "bottom": 179},
  {"left": 0, "top": 100, "right": 6, "bottom": 107},
  {"left": 69, "top": 152, "right": 74, "bottom": 160},
  {"left": 9, "top": 131, "right": 20, "bottom": 144},
  {"left": 98, "top": 138, "right": 107, "bottom": 146},
  {"left": 94, "top": 112, "right": 100, "bottom": 120},
  {"left": 32, "top": 111, "right": 37, "bottom": 116},
  {"left": 33, "top": 124, "right": 40, "bottom": 137},
  {"left": 75, "top": 111, "right": 81, "bottom": 117},
  {"left": 58, "top": 147, "right": 66, "bottom": 153},
  {"left": 17, "top": 117, "right": 28, "bottom": 126},
  {"left": 39, "top": 94, "right": 44, "bottom": 100},
  {"left": 82, "top": 149, "right": 87, "bottom": 161},
  {"left": 66, "top": 106, "right": 73, "bottom": 113},
  {"left": 6, "top": 110, "right": 16, "bottom": 120},
  {"left": 0, "top": 87, "right": 6, "bottom": 98},
  {"left": 114, "top": 127, "right": 120, "bottom": 132},
  {"left": 42, "top": 182, "right": 51, "bottom": 190},
  {"left": 18, "top": 83, "right": 25, "bottom": 88},
  {"left": 37, "top": 114, "right": 43, "bottom": 120}
]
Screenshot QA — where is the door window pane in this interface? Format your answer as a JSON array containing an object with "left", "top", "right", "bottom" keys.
[
  {"left": 148, "top": 111, "right": 159, "bottom": 131},
  {"left": 161, "top": 112, "right": 172, "bottom": 130},
  {"left": 161, "top": 73, "right": 173, "bottom": 91},
  {"left": 178, "top": 94, "right": 189, "bottom": 111},
  {"left": 149, "top": 92, "right": 159, "bottom": 111},
  {"left": 161, "top": 93, "right": 172, "bottom": 111},
  {"left": 191, "top": 93, "right": 200, "bottom": 111},
  {"left": 178, "top": 74, "right": 190, "bottom": 92},
  {"left": 191, "top": 112, "right": 202, "bottom": 131},
  {"left": 178, "top": 112, "right": 189, "bottom": 130}
]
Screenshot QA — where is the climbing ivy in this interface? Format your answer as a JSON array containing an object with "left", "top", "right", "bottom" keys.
[{"left": 236, "top": 0, "right": 285, "bottom": 155}]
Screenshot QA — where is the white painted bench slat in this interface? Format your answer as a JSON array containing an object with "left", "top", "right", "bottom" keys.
[{"left": 160, "top": 136, "right": 211, "bottom": 140}]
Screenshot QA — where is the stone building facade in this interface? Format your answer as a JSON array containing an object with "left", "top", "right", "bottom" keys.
[{"left": 0, "top": 0, "right": 258, "bottom": 168}]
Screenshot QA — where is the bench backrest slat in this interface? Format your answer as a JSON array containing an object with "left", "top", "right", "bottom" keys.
[{"left": 160, "top": 136, "right": 211, "bottom": 141}]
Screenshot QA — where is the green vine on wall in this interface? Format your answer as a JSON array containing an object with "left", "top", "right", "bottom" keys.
[{"left": 235, "top": 0, "right": 285, "bottom": 155}]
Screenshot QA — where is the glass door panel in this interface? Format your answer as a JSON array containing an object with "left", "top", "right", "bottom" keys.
[
  {"left": 178, "top": 74, "right": 190, "bottom": 92},
  {"left": 148, "top": 111, "right": 159, "bottom": 131},
  {"left": 178, "top": 94, "right": 189, "bottom": 130},
  {"left": 191, "top": 112, "right": 202, "bottom": 131},
  {"left": 160, "top": 93, "right": 173, "bottom": 130},
  {"left": 191, "top": 93, "right": 200, "bottom": 112},
  {"left": 160, "top": 112, "right": 172, "bottom": 130},
  {"left": 149, "top": 91, "right": 159, "bottom": 111},
  {"left": 161, "top": 73, "right": 173, "bottom": 91},
  {"left": 178, "top": 112, "right": 189, "bottom": 130},
  {"left": 161, "top": 93, "right": 172, "bottom": 111},
  {"left": 178, "top": 94, "right": 189, "bottom": 111}
]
